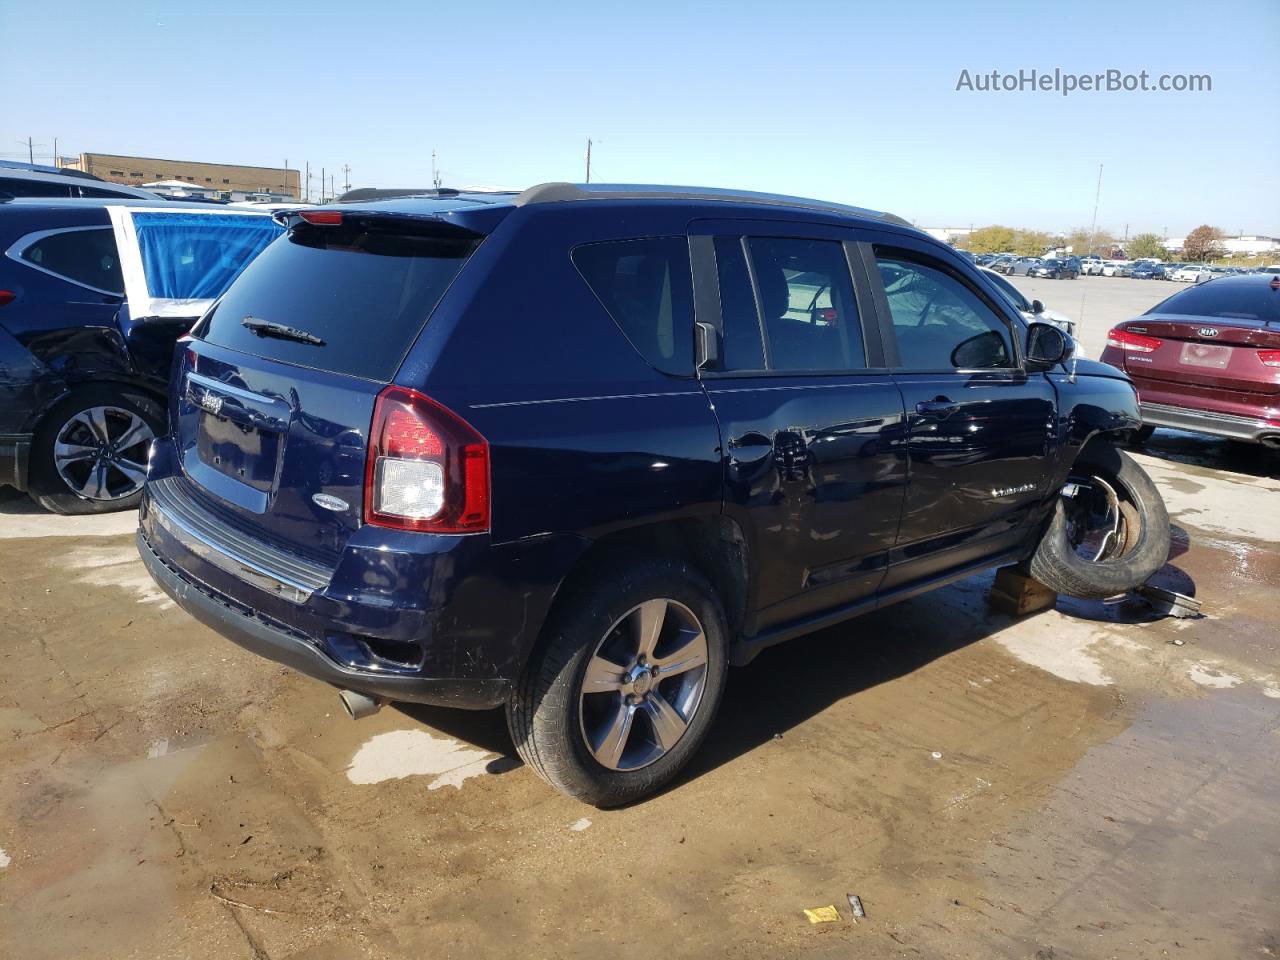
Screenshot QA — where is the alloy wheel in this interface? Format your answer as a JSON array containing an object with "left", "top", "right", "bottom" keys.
[
  {"left": 578, "top": 598, "right": 709, "bottom": 771},
  {"left": 53, "top": 405, "right": 154, "bottom": 501}
]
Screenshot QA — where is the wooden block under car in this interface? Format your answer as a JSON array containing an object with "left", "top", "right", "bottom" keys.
[{"left": 989, "top": 565, "right": 1058, "bottom": 616}]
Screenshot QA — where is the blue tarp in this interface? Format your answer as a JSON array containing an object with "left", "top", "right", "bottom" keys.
[{"left": 133, "top": 212, "right": 284, "bottom": 301}]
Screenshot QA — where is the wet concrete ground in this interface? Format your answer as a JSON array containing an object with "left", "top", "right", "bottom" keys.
[{"left": 2, "top": 280, "right": 1278, "bottom": 960}]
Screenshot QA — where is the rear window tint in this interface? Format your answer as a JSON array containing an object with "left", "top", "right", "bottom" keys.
[
  {"left": 572, "top": 237, "right": 694, "bottom": 376},
  {"left": 20, "top": 227, "right": 123, "bottom": 294},
  {"left": 200, "top": 221, "right": 478, "bottom": 381},
  {"left": 1148, "top": 281, "right": 1280, "bottom": 322}
]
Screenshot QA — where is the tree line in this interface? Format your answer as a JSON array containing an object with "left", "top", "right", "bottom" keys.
[{"left": 960, "top": 224, "right": 1229, "bottom": 262}]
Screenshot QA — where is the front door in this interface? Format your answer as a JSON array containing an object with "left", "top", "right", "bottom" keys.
[{"left": 860, "top": 235, "right": 1057, "bottom": 588}]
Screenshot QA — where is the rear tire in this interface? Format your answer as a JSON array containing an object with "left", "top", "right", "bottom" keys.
[
  {"left": 29, "top": 385, "right": 163, "bottom": 515},
  {"left": 507, "top": 555, "right": 729, "bottom": 807},
  {"left": 1029, "top": 445, "right": 1170, "bottom": 599}
]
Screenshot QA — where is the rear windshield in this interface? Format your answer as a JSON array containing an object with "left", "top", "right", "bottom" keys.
[
  {"left": 200, "top": 220, "right": 478, "bottom": 381},
  {"left": 1148, "top": 281, "right": 1280, "bottom": 322}
]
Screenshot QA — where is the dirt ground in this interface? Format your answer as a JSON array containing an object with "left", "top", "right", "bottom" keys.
[{"left": 2, "top": 278, "right": 1278, "bottom": 960}]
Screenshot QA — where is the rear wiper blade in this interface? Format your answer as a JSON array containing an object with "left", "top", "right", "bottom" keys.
[{"left": 240, "top": 316, "right": 325, "bottom": 346}]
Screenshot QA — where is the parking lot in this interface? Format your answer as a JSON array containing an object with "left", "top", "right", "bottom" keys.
[{"left": 1, "top": 276, "right": 1277, "bottom": 960}]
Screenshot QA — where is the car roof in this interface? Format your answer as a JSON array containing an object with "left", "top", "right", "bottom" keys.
[
  {"left": 327, "top": 181, "right": 911, "bottom": 228},
  {"left": 0, "top": 167, "right": 159, "bottom": 199},
  {"left": 0, "top": 196, "right": 269, "bottom": 214}
]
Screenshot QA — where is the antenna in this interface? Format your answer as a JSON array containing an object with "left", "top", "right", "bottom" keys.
[{"left": 584, "top": 139, "right": 592, "bottom": 183}]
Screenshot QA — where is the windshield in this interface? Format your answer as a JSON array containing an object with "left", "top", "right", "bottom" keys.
[{"left": 982, "top": 269, "right": 1029, "bottom": 311}]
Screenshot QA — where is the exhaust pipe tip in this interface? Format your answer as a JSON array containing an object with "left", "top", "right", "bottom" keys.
[{"left": 338, "top": 689, "right": 384, "bottom": 720}]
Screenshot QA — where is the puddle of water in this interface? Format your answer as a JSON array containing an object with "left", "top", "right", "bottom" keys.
[
  {"left": 346, "top": 729, "right": 493, "bottom": 791},
  {"left": 60, "top": 545, "right": 171, "bottom": 607}
]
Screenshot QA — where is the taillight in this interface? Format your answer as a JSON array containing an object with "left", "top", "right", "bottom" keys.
[
  {"left": 364, "top": 386, "right": 490, "bottom": 533},
  {"left": 299, "top": 210, "right": 343, "bottom": 225},
  {"left": 0, "top": 290, "right": 15, "bottom": 306},
  {"left": 1258, "top": 350, "right": 1280, "bottom": 368},
  {"left": 1106, "top": 328, "right": 1164, "bottom": 353}
]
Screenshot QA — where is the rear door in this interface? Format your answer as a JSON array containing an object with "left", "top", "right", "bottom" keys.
[
  {"left": 690, "top": 219, "right": 907, "bottom": 629},
  {"left": 861, "top": 232, "right": 1057, "bottom": 587},
  {"left": 177, "top": 213, "right": 482, "bottom": 561}
]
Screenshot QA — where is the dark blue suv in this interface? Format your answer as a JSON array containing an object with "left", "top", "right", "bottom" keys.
[{"left": 138, "top": 184, "right": 1169, "bottom": 805}]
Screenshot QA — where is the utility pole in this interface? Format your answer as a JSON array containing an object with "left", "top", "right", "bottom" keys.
[
  {"left": 1123, "top": 223, "right": 1129, "bottom": 244},
  {"left": 431, "top": 150, "right": 441, "bottom": 189},
  {"left": 342, "top": 164, "right": 350, "bottom": 193},
  {"left": 1088, "top": 163, "right": 1103, "bottom": 256},
  {"left": 330, "top": 174, "right": 335, "bottom": 199},
  {"left": 321, "top": 166, "right": 326, "bottom": 203},
  {"left": 284, "top": 158, "right": 289, "bottom": 198},
  {"left": 584, "top": 139, "right": 592, "bottom": 183},
  {"left": 53, "top": 137, "right": 58, "bottom": 167},
  {"left": 305, "top": 161, "right": 311, "bottom": 202},
  {"left": 26, "top": 137, "right": 33, "bottom": 164}
]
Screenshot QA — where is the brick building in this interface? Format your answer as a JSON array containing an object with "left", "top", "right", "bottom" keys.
[{"left": 58, "top": 152, "right": 300, "bottom": 200}]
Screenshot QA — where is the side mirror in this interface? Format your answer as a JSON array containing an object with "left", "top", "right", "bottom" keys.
[
  {"left": 1025, "top": 321, "right": 1072, "bottom": 369},
  {"left": 1030, "top": 299, "right": 1045, "bottom": 315}
]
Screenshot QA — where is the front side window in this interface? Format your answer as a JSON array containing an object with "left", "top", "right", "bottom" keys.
[
  {"left": 876, "top": 251, "right": 1013, "bottom": 370},
  {"left": 744, "top": 236, "right": 864, "bottom": 372},
  {"left": 572, "top": 237, "right": 695, "bottom": 376},
  {"left": 19, "top": 227, "right": 123, "bottom": 294}
]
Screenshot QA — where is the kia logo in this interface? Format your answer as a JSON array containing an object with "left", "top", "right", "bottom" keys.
[{"left": 1198, "top": 327, "right": 1220, "bottom": 338}]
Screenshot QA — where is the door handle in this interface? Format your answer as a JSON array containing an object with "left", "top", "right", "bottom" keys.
[{"left": 915, "top": 398, "right": 960, "bottom": 418}]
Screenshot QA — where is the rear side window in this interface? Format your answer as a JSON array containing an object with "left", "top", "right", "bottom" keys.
[
  {"left": 745, "top": 236, "right": 864, "bottom": 372},
  {"left": 19, "top": 227, "right": 123, "bottom": 294},
  {"left": 572, "top": 237, "right": 694, "bottom": 376},
  {"left": 1148, "top": 281, "right": 1280, "bottom": 322},
  {"left": 0, "top": 177, "right": 74, "bottom": 198},
  {"left": 133, "top": 212, "right": 283, "bottom": 301},
  {"left": 200, "top": 221, "right": 479, "bottom": 381}
]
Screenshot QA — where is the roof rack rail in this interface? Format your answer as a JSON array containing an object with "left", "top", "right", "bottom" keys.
[{"left": 512, "top": 182, "right": 911, "bottom": 227}]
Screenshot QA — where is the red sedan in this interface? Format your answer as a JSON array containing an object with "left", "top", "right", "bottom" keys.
[{"left": 1100, "top": 275, "right": 1280, "bottom": 446}]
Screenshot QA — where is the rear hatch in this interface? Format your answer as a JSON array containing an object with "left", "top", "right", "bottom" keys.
[
  {"left": 1110, "top": 280, "right": 1280, "bottom": 397},
  {"left": 174, "top": 209, "right": 488, "bottom": 562}
]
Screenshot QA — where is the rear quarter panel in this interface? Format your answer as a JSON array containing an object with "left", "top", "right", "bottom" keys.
[{"left": 397, "top": 202, "right": 724, "bottom": 548}]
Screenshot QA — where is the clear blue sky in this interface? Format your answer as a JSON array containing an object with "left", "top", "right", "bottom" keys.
[{"left": 3, "top": 0, "right": 1277, "bottom": 237}]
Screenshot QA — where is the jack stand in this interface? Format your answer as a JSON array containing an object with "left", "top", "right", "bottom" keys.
[{"left": 989, "top": 564, "right": 1058, "bottom": 617}]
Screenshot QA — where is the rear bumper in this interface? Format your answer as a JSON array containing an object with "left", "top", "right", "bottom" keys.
[
  {"left": 139, "top": 530, "right": 511, "bottom": 708},
  {"left": 136, "top": 438, "right": 590, "bottom": 709},
  {"left": 1140, "top": 402, "right": 1280, "bottom": 443},
  {"left": 0, "top": 433, "right": 31, "bottom": 491}
]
